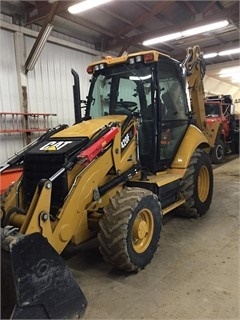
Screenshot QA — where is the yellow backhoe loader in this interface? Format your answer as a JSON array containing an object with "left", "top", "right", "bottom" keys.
[{"left": 1, "top": 46, "right": 218, "bottom": 319}]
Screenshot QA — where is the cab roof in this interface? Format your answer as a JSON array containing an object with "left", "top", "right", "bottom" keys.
[{"left": 87, "top": 50, "right": 178, "bottom": 69}]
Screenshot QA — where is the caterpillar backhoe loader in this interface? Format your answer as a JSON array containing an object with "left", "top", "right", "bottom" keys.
[{"left": 1, "top": 46, "right": 218, "bottom": 319}]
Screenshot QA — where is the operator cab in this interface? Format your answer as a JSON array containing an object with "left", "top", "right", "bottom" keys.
[{"left": 86, "top": 52, "right": 190, "bottom": 173}]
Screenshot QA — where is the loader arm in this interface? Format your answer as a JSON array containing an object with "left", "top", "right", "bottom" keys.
[{"left": 4, "top": 117, "right": 138, "bottom": 253}]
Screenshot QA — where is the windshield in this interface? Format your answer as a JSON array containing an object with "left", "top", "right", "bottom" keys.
[
  {"left": 86, "top": 64, "right": 153, "bottom": 118},
  {"left": 205, "top": 103, "right": 220, "bottom": 117}
]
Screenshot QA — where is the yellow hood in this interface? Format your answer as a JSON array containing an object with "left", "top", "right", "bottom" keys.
[{"left": 52, "top": 115, "right": 126, "bottom": 138}]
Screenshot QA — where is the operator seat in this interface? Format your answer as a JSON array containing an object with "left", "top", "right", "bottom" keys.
[{"left": 162, "top": 91, "right": 178, "bottom": 120}]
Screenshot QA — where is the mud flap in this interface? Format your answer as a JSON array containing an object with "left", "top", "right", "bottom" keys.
[{"left": 1, "top": 232, "right": 87, "bottom": 319}]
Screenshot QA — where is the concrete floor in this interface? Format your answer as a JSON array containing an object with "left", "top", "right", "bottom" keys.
[{"left": 67, "top": 157, "right": 240, "bottom": 320}]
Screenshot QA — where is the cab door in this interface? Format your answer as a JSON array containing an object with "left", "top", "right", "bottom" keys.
[{"left": 155, "top": 59, "right": 190, "bottom": 171}]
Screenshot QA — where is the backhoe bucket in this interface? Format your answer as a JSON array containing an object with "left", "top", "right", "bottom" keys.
[{"left": 1, "top": 231, "right": 87, "bottom": 319}]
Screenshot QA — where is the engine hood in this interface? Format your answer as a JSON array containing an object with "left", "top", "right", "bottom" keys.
[{"left": 52, "top": 115, "right": 127, "bottom": 139}]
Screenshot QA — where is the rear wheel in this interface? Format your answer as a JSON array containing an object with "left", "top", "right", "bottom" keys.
[
  {"left": 98, "top": 187, "right": 162, "bottom": 272},
  {"left": 176, "top": 149, "right": 213, "bottom": 217},
  {"left": 210, "top": 139, "right": 225, "bottom": 163}
]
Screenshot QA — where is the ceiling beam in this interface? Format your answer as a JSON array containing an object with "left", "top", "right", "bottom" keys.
[
  {"left": 117, "top": 37, "right": 134, "bottom": 57},
  {"left": 58, "top": 12, "right": 116, "bottom": 38},
  {"left": 171, "top": 39, "right": 240, "bottom": 60},
  {"left": 200, "top": 40, "right": 240, "bottom": 54},
  {"left": 104, "top": 6, "right": 239, "bottom": 51},
  {"left": 177, "top": 1, "right": 198, "bottom": 15},
  {"left": 229, "top": 19, "right": 240, "bottom": 31},
  {"left": 202, "top": 1, "right": 218, "bottom": 17},
  {"left": 25, "top": 0, "right": 76, "bottom": 25},
  {"left": 134, "top": 2, "right": 152, "bottom": 13},
  {"left": 98, "top": 8, "right": 133, "bottom": 26},
  {"left": 115, "top": 1, "right": 174, "bottom": 38},
  {"left": 134, "top": 1, "right": 174, "bottom": 27}
]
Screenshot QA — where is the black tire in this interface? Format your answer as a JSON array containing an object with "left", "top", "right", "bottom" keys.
[
  {"left": 98, "top": 187, "right": 162, "bottom": 272},
  {"left": 231, "top": 138, "right": 239, "bottom": 154},
  {"left": 210, "top": 139, "right": 225, "bottom": 163},
  {"left": 177, "top": 149, "right": 213, "bottom": 217}
]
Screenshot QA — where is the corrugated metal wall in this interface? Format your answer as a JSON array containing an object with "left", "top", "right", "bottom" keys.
[
  {"left": 0, "top": 29, "right": 97, "bottom": 164},
  {"left": 0, "top": 29, "right": 25, "bottom": 164},
  {"left": 26, "top": 36, "right": 93, "bottom": 126}
]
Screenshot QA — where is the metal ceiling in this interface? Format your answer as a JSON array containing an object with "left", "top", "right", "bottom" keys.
[{"left": 1, "top": 0, "right": 240, "bottom": 84}]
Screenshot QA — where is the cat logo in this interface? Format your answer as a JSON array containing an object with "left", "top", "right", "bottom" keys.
[{"left": 39, "top": 141, "right": 72, "bottom": 151}]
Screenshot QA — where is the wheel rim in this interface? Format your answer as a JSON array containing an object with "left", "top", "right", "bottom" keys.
[
  {"left": 216, "top": 145, "right": 224, "bottom": 160},
  {"left": 132, "top": 209, "right": 154, "bottom": 253},
  {"left": 198, "top": 165, "right": 210, "bottom": 202}
]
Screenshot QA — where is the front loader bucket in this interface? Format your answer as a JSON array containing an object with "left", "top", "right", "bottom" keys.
[{"left": 1, "top": 232, "right": 87, "bottom": 319}]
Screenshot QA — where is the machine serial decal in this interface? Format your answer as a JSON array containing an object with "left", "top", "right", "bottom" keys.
[
  {"left": 121, "top": 126, "right": 134, "bottom": 151},
  {"left": 39, "top": 141, "right": 73, "bottom": 151}
]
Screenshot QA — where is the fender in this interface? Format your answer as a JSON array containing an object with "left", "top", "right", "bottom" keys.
[{"left": 171, "top": 124, "right": 209, "bottom": 169}]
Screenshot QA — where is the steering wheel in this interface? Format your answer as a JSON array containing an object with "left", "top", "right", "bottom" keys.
[{"left": 115, "top": 101, "right": 138, "bottom": 112}]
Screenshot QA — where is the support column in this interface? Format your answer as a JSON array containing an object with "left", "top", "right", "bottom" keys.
[{"left": 14, "top": 31, "right": 30, "bottom": 145}]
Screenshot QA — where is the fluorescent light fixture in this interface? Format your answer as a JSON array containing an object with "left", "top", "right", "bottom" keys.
[
  {"left": 218, "top": 67, "right": 240, "bottom": 84},
  {"left": 218, "top": 48, "right": 240, "bottom": 56},
  {"left": 232, "top": 78, "right": 240, "bottom": 83},
  {"left": 143, "top": 20, "right": 229, "bottom": 46},
  {"left": 68, "top": 0, "right": 113, "bottom": 14},
  {"left": 232, "top": 74, "right": 240, "bottom": 80},
  {"left": 143, "top": 32, "right": 181, "bottom": 46},
  {"left": 203, "top": 48, "right": 240, "bottom": 60},
  {"left": 204, "top": 53, "right": 218, "bottom": 59},
  {"left": 182, "top": 20, "right": 229, "bottom": 37},
  {"left": 219, "top": 73, "right": 232, "bottom": 78},
  {"left": 26, "top": 24, "right": 53, "bottom": 71},
  {"left": 219, "top": 66, "right": 240, "bottom": 75}
]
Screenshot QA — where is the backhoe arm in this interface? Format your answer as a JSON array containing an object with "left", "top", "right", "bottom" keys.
[{"left": 183, "top": 45, "right": 219, "bottom": 147}]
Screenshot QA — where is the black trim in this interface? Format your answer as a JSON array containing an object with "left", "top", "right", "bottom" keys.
[
  {"left": 98, "top": 164, "right": 140, "bottom": 197},
  {"left": 127, "top": 179, "right": 181, "bottom": 209}
]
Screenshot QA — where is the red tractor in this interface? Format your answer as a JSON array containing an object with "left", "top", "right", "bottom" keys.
[{"left": 204, "top": 95, "right": 239, "bottom": 163}]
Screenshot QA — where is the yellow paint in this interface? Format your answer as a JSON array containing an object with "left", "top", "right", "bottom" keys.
[
  {"left": 198, "top": 165, "right": 210, "bottom": 202},
  {"left": 52, "top": 116, "right": 125, "bottom": 138},
  {"left": 21, "top": 181, "right": 52, "bottom": 235},
  {"left": 172, "top": 125, "right": 209, "bottom": 169},
  {"left": 59, "top": 224, "right": 72, "bottom": 242},
  {"left": 87, "top": 50, "right": 172, "bottom": 69},
  {"left": 144, "top": 171, "right": 184, "bottom": 187},
  {"left": 132, "top": 208, "right": 154, "bottom": 253},
  {"left": 162, "top": 198, "right": 186, "bottom": 215}
]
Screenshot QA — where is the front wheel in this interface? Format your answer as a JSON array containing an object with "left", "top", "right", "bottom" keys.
[
  {"left": 98, "top": 187, "right": 162, "bottom": 272},
  {"left": 177, "top": 149, "right": 213, "bottom": 217}
]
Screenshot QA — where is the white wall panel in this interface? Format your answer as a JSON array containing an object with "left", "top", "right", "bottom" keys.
[
  {"left": 26, "top": 37, "right": 95, "bottom": 127},
  {"left": 0, "top": 30, "right": 20, "bottom": 112},
  {"left": 0, "top": 30, "right": 98, "bottom": 165},
  {"left": 0, "top": 29, "right": 24, "bottom": 164},
  {"left": 204, "top": 75, "right": 240, "bottom": 112}
]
